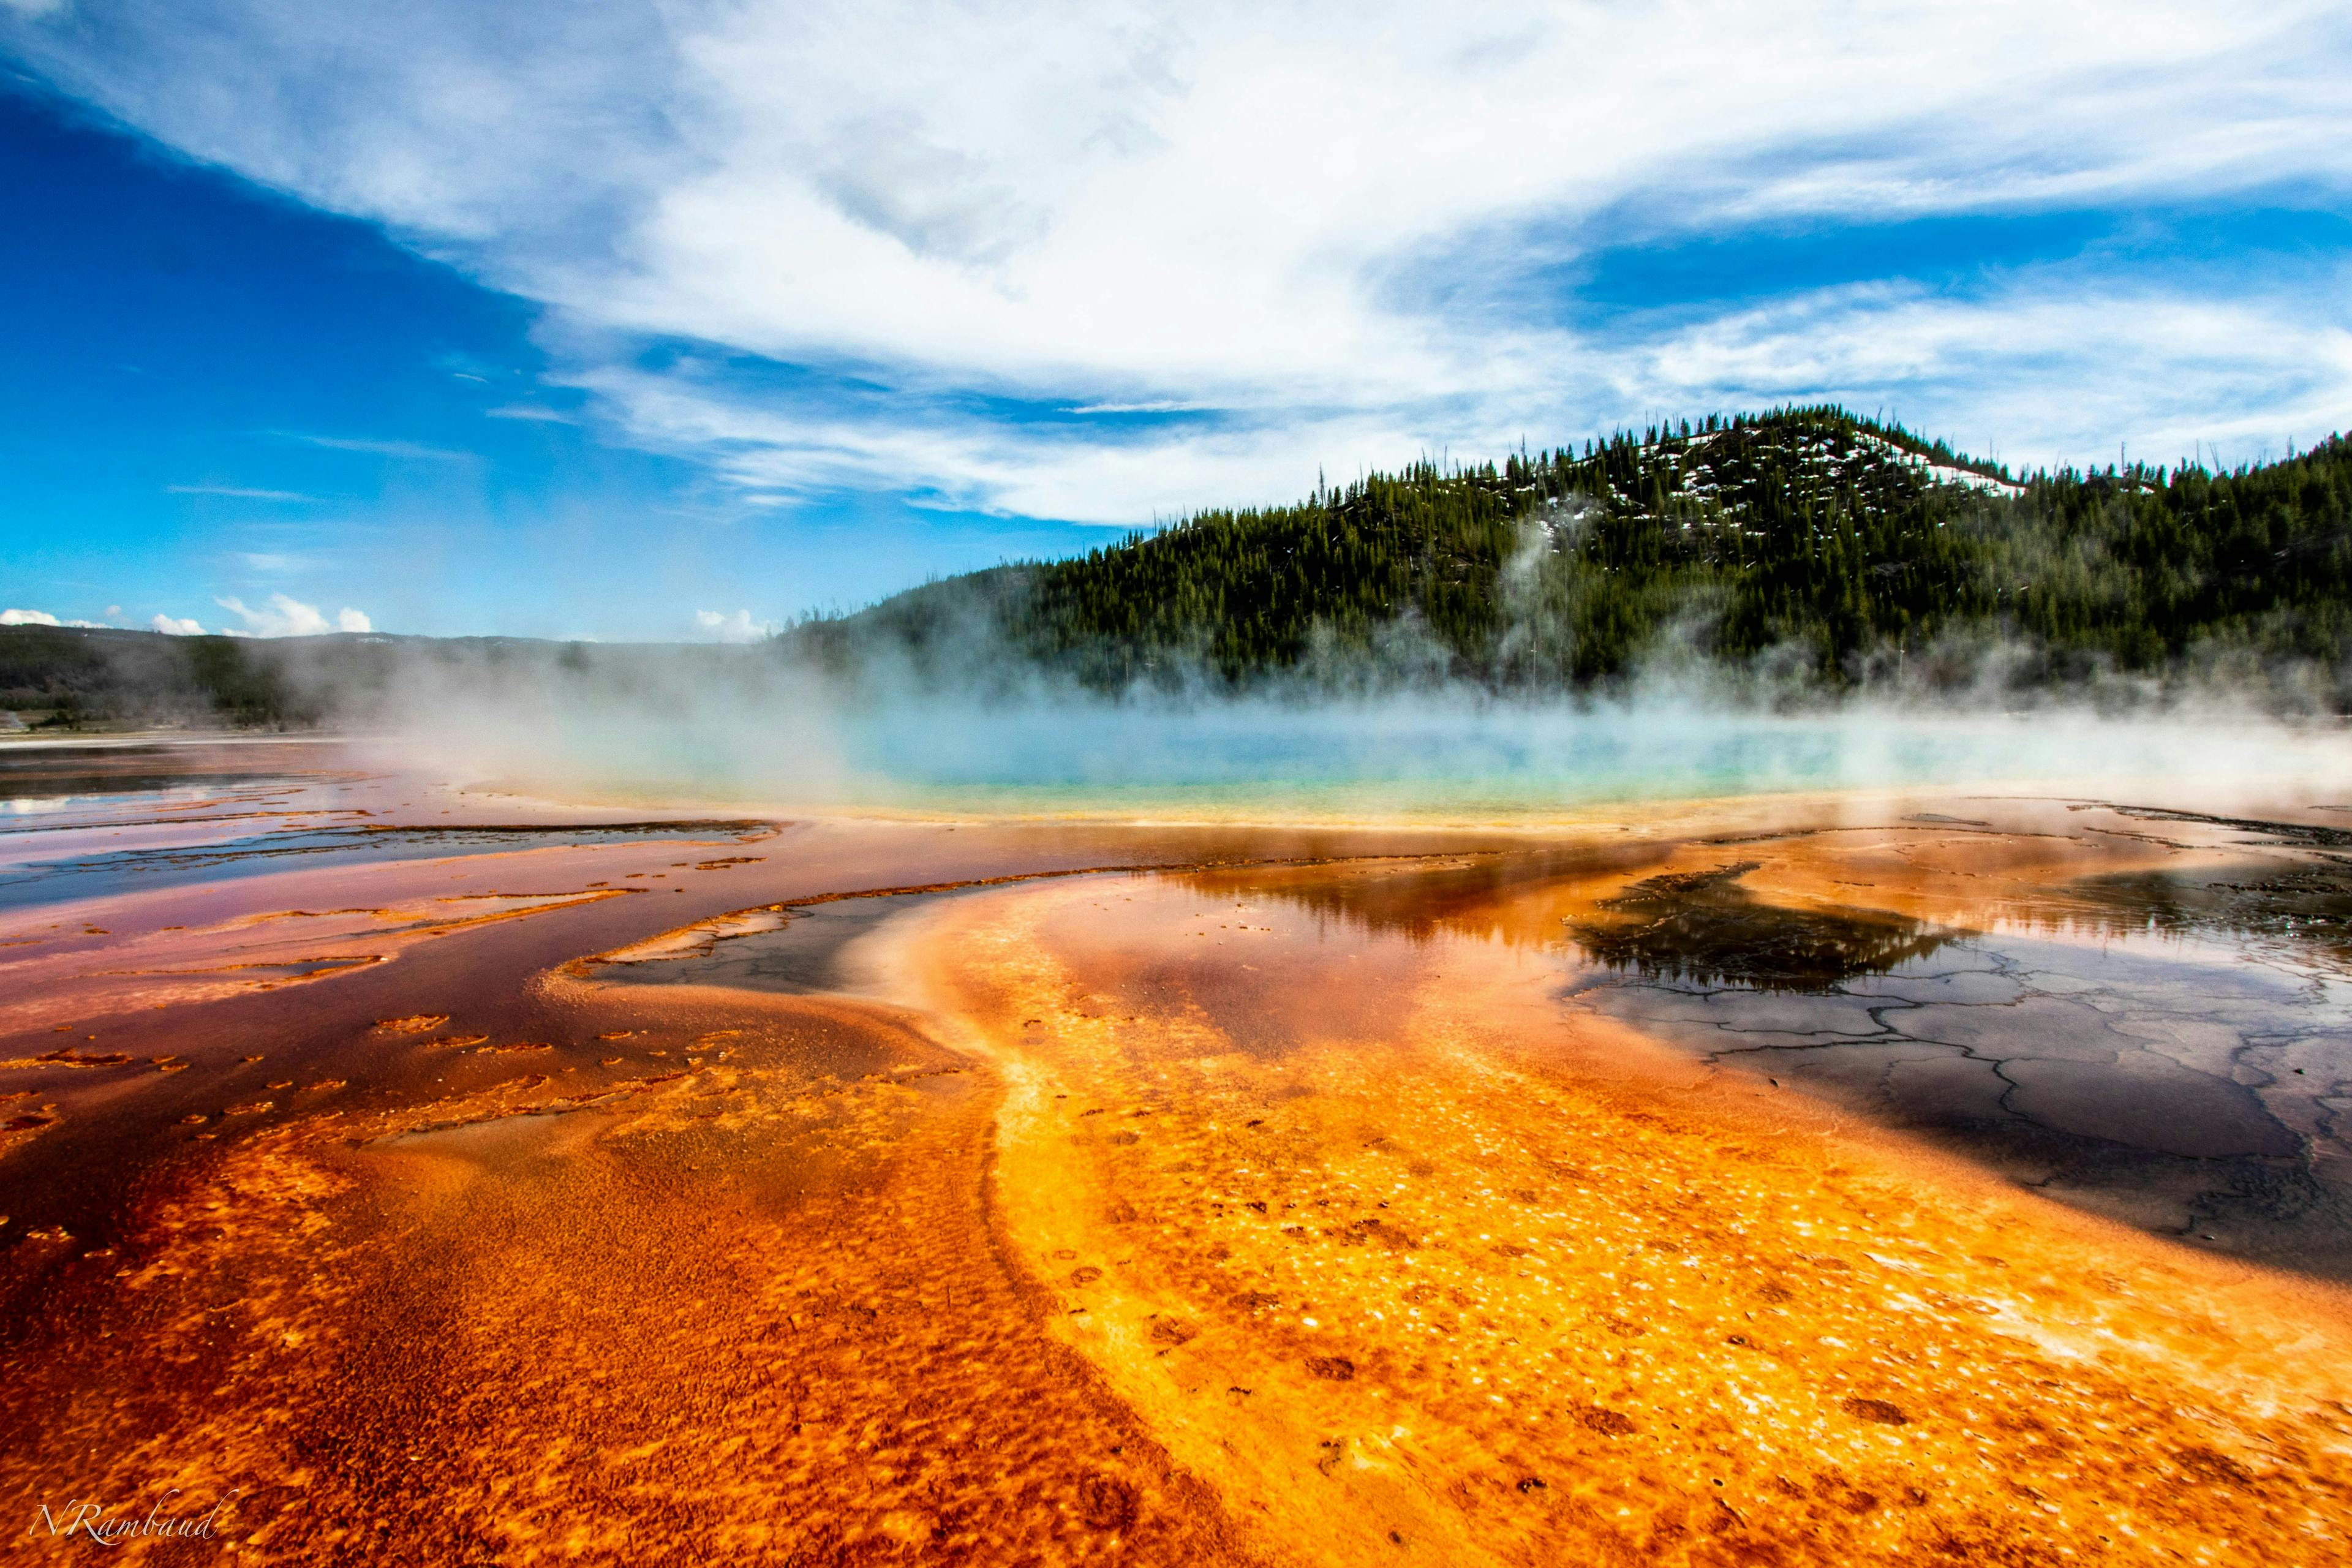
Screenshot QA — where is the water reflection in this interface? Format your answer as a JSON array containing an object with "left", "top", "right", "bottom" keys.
[
  {"left": 1170, "top": 845, "right": 1667, "bottom": 948},
  {"left": 1562, "top": 861, "right": 1954, "bottom": 991},
  {"left": 1174, "top": 840, "right": 2352, "bottom": 1280},
  {"left": 2054, "top": 865, "right": 2352, "bottom": 971},
  {"left": 0, "top": 817, "right": 776, "bottom": 911}
]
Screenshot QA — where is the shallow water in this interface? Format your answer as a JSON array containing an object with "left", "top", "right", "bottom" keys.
[
  {"left": 594, "top": 808, "right": 2352, "bottom": 1279},
  {"left": 0, "top": 810, "right": 776, "bottom": 911},
  {"left": 393, "top": 698, "right": 2352, "bottom": 820}
]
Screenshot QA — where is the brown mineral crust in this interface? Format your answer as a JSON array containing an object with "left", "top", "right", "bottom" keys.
[{"left": 0, "top": 973, "right": 1256, "bottom": 1566}]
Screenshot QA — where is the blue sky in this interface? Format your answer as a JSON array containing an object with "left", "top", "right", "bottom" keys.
[
  {"left": 4, "top": 1, "right": 2349, "bottom": 640},
  {"left": 0, "top": 77, "right": 1100, "bottom": 638}
]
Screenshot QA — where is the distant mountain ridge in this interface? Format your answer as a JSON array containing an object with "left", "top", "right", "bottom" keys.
[{"left": 9, "top": 407, "right": 2350, "bottom": 726}]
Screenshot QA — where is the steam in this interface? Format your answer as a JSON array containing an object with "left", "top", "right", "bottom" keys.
[
  {"left": 292, "top": 630, "right": 2352, "bottom": 821},
  {"left": 27, "top": 563, "right": 2345, "bottom": 820}
]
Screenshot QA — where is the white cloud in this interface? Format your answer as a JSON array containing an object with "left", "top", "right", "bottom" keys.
[
  {"left": 483, "top": 404, "right": 576, "bottom": 423},
  {"left": 1, "top": 608, "right": 107, "bottom": 627},
  {"left": 216, "top": 594, "right": 328, "bottom": 636},
  {"left": 9, "top": 1, "right": 2350, "bottom": 519},
  {"left": 286, "top": 434, "right": 475, "bottom": 461},
  {"left": 588, "top": 358, "right": 1433, "bottom": 523},
  {"left": 695, "top": 608, "right": 774, "bottom": 643},
  {"left": 151, "top": 613, "right": 206, "bottom": 635},
  {"left": 1, "top": 0, "right": 71, "bottom": 18},
  {"left": 168, "top": 483, "right": 318, "bottom": 500},
  {"left": 213, "top": 592, "right": 371, "bottom": 637},
  {"left": 1623, "top": 279, "right": 2352, "bottom": 470}
]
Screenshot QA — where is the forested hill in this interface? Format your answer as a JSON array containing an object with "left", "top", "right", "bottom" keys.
[{"left": 799, "top": 406, "right": 2352, "bottom": 703}]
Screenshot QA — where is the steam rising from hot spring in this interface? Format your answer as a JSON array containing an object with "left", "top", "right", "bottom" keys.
[{"left": 345, "top": 646, "right": 2352, "bottom": 818}]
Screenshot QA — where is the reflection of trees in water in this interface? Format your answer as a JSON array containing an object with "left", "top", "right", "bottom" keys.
[
  {"left": 1173, "top": 843, "right": 1670, "bottom": 950},
  {"left": 1948, "top": 812, "right": 2352, "bottom": 973},
  {"left": 2038, "top": 864, "right": 2352, "bottom": 973},
  {"left": 1175, "top": 851, "right": 1954, "bottom": 990},
  {"left": 1563, "top": 862, "right": 1954, "bottom": 992},
  {"left": 1173, "top": 829, "right": 2352, "bottom": 990},
  {"left": 2018, "top": 806, "right": 2352, "bottom": 972}
]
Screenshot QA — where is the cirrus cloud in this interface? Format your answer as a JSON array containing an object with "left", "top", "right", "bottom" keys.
[{"left": 167, "top": 483, "right": 319, "bottom": 501}]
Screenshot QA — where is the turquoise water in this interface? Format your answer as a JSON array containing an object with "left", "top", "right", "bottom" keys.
[{"left": 418, "top": 696, "right": 2352, "bottom": 818}]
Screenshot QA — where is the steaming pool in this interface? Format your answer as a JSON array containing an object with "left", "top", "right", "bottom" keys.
[{"left": 417, "top": 699, "right": 2352, "bottom": 818}]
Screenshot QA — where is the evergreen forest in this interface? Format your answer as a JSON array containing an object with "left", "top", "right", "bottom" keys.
[{"left": 802, "top": 407, "right": 2352, "bottom": 702}]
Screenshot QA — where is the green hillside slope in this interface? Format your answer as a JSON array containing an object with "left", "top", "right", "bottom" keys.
[{"left": 814, "top": 407, "right": 2350, "bottom": 698}]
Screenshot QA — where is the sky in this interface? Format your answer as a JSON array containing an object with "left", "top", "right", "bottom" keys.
[{"left": 3, "top": 0, "right": 2349, "bottom": 642}]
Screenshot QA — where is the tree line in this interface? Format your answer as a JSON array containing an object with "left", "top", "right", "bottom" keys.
[{"left": 804, "top": 406, "right": 2351, "bottom": 703}]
